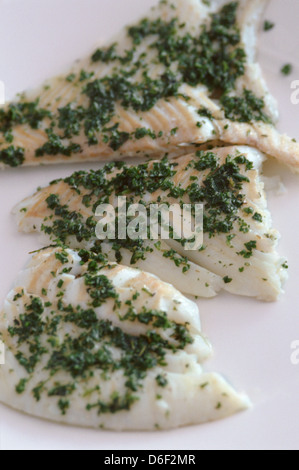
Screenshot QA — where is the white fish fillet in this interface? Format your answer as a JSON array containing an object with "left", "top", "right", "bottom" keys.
[
  {"left": 0, "top": 0, "right": 299, "bottom": 170},
  {"left": 0, "top": 248, "right": 249, "bottom": 430},
  {"left": 14, "top": 146, "right": 288, "bottom": 301}
]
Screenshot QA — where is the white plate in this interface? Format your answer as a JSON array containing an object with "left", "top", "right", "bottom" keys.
[{"left": 0, "top": 0, "right": 299, "bottom": 451}]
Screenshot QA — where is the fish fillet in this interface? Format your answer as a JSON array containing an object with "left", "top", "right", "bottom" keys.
[
  {"left": 1, "top": 0, "right": 299, "bottom": 170},
  {"left": 0, "top": 247, "right": 249, "bottom": 430},
  {"left": 14, "top": 146, "right": 288, "bottom": 301}
]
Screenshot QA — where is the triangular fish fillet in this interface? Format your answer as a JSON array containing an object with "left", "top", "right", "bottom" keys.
[
  {"left": 0, "top": 248, "right": 249, "bottom": 430},
  {"left": 1, "top": 0, "right": 299, "bottom": 170},
  {"left": 14, "top": 146, "right": 288, "bottom": 301}
]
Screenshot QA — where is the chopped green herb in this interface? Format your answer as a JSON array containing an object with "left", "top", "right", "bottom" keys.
[
  {"left": 200, "top": 382, "right": 209, "bottom": 389},
  {"left": 198, "top": 108, "right": 214, "bottom": 120},
  {"left": 55, "top": 251, "right": 69, "bottom": 265},
  {"left": 156, "top": 374, "right": 168, "bottom": 387},
  {"left": 58, "top": 399, "right": 70, "bottom": 415},
  {"left": 253, "top": 212, "right": 263, "bottom": 223},
  {"left": 237, "top": 240, "right": 257, "bottom": 258},
  {"left": 16, "top": 378, "right": 28, "bottom": 394},
  {"left": 0, "top": 146, "right": 25, "bottom": 167},
  {"left": 281, "top": 64, "right": 293, "bottom": 76},
  {"left": 243, "top": 207, "right": 254, "bottom": 215},
  {"left": 264, "top": 20, "right": 275, "bottom": 32},
  {"left": 0, "top": 1, "right": 270, "bottom": 163},
  {"left": 221, "top": 89, "right": 272, "bottom": 124},
  {"left": 36, "top": 128, "right": 81, "bottom": 157},
  {"left": 66, "top": 74, "right": 76, "bottom": 83}
]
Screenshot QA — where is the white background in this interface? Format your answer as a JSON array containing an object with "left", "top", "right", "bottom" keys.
[{"left": 0, "top": 0, "right": 298, "bottom": 450}]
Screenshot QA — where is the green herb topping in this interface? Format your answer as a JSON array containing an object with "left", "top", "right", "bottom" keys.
[
  {"left": 263, "top": 21, "right": 275, "bottom": 32},
  {"left": 35, "top": 150, "right": 255, "bottom": 280},
  {"left": 0, "top": 1, "right": 272, "bottom": 164},
  {"left": 7, "top": 251, "right": 193, "bottom": 417},
  {"left": 281, "top": 64, "right": 293, "bottom": 76}
]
